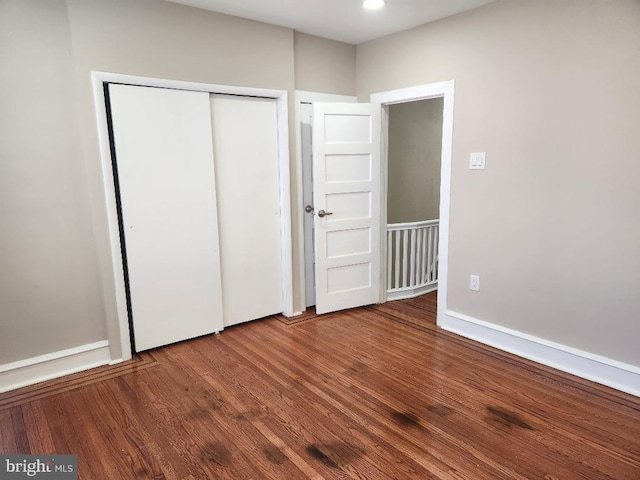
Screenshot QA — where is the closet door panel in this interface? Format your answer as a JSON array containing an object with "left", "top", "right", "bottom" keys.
[
  {"left": 109, "top": 84, "right": 223, "bottom": 351},
  {"left": 210, "top": 95, "right": 282, "bottom": 326}
]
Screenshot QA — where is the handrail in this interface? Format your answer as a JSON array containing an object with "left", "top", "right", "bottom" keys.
[{"left": 387, "top": 219, "right": 439, "bottom": 231}]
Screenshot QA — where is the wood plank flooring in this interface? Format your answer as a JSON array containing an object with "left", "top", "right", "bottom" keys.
[{"left": 1, "top": 292, "right": 639, "bottom": 479}]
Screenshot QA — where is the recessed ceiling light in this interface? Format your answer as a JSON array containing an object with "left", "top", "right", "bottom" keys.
[{"left": 363, "top": 0, "right": 386, "bottom": 10}]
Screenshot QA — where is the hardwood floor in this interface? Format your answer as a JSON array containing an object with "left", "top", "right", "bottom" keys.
[{"left": 1, "top": 292, "right": 639, "bottom": 479}]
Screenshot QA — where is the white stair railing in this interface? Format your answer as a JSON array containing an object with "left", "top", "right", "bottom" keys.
[{"left": 387, "top": 219, "right": 439, "bottom": 300}]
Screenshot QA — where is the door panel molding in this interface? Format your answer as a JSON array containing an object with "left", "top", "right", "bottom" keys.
[{"left": 92, "top": 71, "right": 293, "bottom": 362}]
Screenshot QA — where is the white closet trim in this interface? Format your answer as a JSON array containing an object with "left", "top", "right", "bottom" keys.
[{"left": 92, "top": 71, "right": 293, "bottom": 362}]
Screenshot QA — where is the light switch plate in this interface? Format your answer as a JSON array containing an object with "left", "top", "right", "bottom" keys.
[{"left": 470, "top": 152, "right": 486, "bottom": 170}]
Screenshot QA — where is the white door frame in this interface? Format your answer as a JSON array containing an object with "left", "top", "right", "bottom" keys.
[
  {"left": 371, "top": 80, "right": 455, "bottom": 327},
  {"left": 92, "top": 71, "right": 293, "bottom": 362},
  {"left": 294, "top": 91, "right": 357, "bottom": 313}
]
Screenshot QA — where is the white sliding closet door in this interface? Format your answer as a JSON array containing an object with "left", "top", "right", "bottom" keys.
[
  {"left": 108, "top": 84, "right": 224, "bottom": 351},
  {"left": 210, "top": 95, "right": 283, "bottom": 327}
]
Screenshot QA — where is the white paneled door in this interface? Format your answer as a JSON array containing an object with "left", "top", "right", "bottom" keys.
[
  {"left": 108, "top": 84, "right": 224, "bottom": 351},
  {"left": 313, "top": 103, "right": 381, "bottom": 314}
]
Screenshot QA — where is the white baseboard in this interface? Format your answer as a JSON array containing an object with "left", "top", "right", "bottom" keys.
[
  {"left": 440, "top": 310, "right": 640, "bottom": 397},
  {"left": 387, "top": 282, "right": 438, "bottom": 301},
  {"left": 0, "top": 341, "right": 112, "bottom": 393}
]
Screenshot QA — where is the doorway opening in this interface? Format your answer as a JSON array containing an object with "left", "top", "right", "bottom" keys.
[
  {"left": 386, "top": 97, "right": 443, "bottom": 301},
  {"left": 372, "top": 80, "right": 455, "bottom": 327},
  {"left": 296, "top": 82, "right": 454, "bottom": 323}
]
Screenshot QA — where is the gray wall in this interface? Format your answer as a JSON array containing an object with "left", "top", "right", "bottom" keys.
[
  {"left": 1, "top": 0, "right": 106, "bottom": 364},
  {"left": 358, "top": 0, "right": 640, "bottom": 367},
  {"left": 0, "top": 0, "right": 355, "bottom": 365},
  {"left": 294, "top": 32, "right": 356, "bottom": 96},
  {"left": 387, "top": 98, "right": 443, "bottom": 224}
]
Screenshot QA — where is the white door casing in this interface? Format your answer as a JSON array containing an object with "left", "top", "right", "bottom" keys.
[
  {"left": 313, "top": 103, "right": 382, "bottom": 314},
  {"left": 108, "top": 84, "right": 224, "bottom": 351},
  {"left": 210, "top": 94, "right": 283, "bottom": 327}
]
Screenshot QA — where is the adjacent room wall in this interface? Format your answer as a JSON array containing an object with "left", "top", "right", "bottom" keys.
[
  {"left": 387, "top": 98, "right": 443, "bottom": 224},
  {"left": 358, "top": 0, "right": 640, "bottom": 367},
  {"left": 294, "top": 32, "right": 357, "bottom": 96}
]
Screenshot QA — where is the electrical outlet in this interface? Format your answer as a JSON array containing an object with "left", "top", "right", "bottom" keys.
[{"left": 470, "top": 274, "right": 480, "bottom": 291}]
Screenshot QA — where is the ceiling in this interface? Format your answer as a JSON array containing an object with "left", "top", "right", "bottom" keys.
[{"left": 165, "top": 0, "right": 496, "bottom": 44}]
